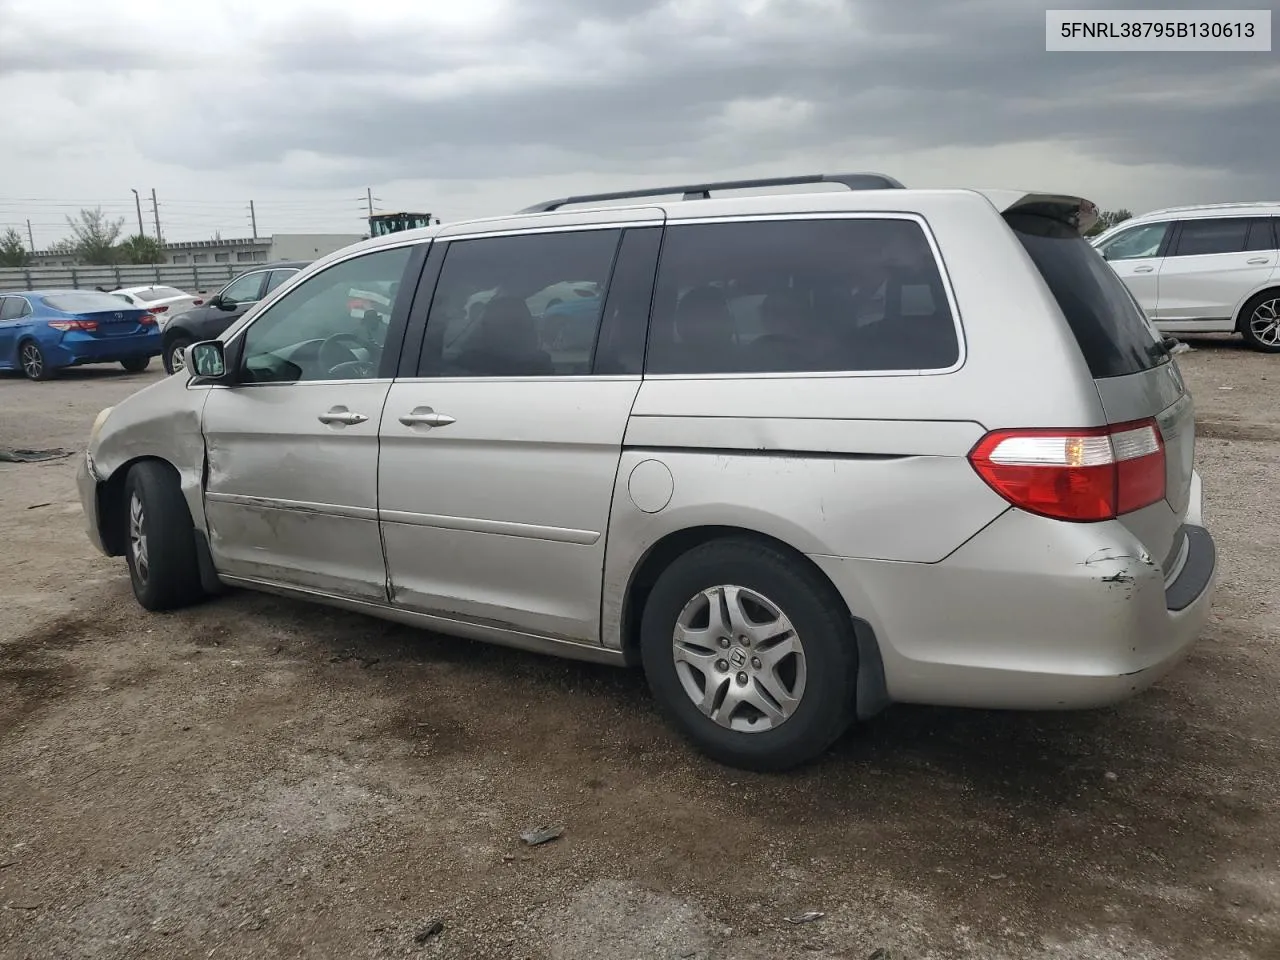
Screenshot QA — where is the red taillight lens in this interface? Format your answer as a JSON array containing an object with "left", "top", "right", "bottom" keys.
[
  {"left": 47, "top": 319, "right": 98, "bottom": 332},
  {"left": 192, "top": 299, "right": 204, "bottom": 306},
  {"left": 152, "top": 305, "right": 169, "bottom": 313},
  {"left": 968, "top": 419, "right": 1165, "bottom": 522},
  {"left": 139, "top": 313, "right": 157, "bottom": 326}
]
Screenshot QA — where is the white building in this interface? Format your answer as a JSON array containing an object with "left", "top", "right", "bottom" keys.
[{"left": 29, "top": 233, "right": 367, "bottom": 268}]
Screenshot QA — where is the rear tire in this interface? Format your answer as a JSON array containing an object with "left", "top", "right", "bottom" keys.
[
  {"left": 121, "top": 356, "right": 150, "bottom": 373},
  {"left": 123, "top": 461, "right": 205, "bottom": 611},
  {"left": 639, "top": 537, "right": 859, "bottom": 772},
  {"left": 18, "top": 340, "right": 54, "bottom": 381},
  {"left": 1238, "top": 289, "right": 1280, "bottom": 353},
  {"left": 163, "top": 336, "right": 192, "bottom": 375}
]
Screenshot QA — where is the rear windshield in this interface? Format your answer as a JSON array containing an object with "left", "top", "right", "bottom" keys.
[
  {"left": 1006, "top": 212, "right": 1165, "bottom": 379},
  {"left": 135, "top": 286, "right": 185, "bottom": 301},
  {"left": 41, "top": 292, "right": 139, "bottom": 313}
]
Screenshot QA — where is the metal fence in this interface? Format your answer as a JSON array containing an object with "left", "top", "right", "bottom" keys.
[{"left": 0, "top": 262, "right": 251, "bottom": 294}]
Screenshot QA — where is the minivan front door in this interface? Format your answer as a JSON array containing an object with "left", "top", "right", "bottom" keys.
[
  {"left": 378, "top": 223, "right": 662, "bottom": 643},
  {"left": 200, "top": 246, "right": 416, "bottom": 601}
]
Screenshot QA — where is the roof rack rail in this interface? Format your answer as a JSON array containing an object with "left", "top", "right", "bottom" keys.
[
  {"left": 1141, "top": 199, "right": 1280, "bottom": 217},
  {"left": 518, "top": 172, "right": 905, "bottom": 214}
]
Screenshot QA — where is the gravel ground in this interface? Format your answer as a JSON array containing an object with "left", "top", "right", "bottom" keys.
[{"left": 1, "top": 339, "right": 1277, "bottom": 960}]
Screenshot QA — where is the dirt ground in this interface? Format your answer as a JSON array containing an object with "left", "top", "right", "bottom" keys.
[{"left": 1, "top": 339, "right": 1278, "bottom": 960}]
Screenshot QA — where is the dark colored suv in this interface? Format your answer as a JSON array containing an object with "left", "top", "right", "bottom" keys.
[{"left": 160, "top": 261, "right": 310, "bottom": 373}]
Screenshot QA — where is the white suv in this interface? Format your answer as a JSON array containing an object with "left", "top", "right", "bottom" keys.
[{"left": 1093, "top": 202, "right": 1280, "bottom": 351}]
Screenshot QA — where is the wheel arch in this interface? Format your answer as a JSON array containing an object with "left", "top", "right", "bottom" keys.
[
  {"left": 1234, "top": 284, "right": 1280, "bottom": 332},
  {"left": 161, "top": 323, "right": 193, "bottom": 348},
  {"left": 617, "top": 524, "right": 889, "bottom": 718},
  {"left": 97, "top": 456, "right": 183, "bottom": 556}
]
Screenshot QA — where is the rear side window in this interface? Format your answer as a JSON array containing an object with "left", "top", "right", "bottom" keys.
[
  {"left": 264, "top": 269, "right": 298, "bottom": 295},
  {"left": 1245, "top": 218, "right": 1277, "bottom": 252},
  {"left": 1170, "top": 217, "right": 1252, "bottom": 257},
  {"left": 1007, "top": 212, "right": 1163, "bottom": 379},
  {"left": 0, "top": 297, "right": 32, "bottom": 320},
  {"left": 645, "top": 218, "right": 958, "bottom": 375}
]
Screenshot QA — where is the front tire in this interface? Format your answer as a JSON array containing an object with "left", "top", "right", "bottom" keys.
[
  {"left": 639, "top": 538, "right": 859, "bottom": 772},
  {"left": 163, "top": 336, "right": 192, "bottom": 375},
  {"left": 18, "top": 340, "right": 54, "bottom": 381},
  {"left": 121, "top": 356, "right": 150, "bottom": 373},
  {"left": 1239, "top": 290, "right": 1280, "bottom": 353},
  {"left": 123, "top": 462, "right": 205, "bottom": 611}
]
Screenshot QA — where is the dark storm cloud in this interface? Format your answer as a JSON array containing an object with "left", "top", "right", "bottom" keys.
[{"left": 5, "top": 0, "right": 1277, "bottom": 187}]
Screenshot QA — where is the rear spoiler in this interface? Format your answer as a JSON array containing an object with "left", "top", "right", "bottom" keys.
[{"left": 977, "top": 190, "right": 1099, "bottom": 234}]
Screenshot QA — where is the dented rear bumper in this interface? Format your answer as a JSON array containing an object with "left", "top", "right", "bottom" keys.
[{"left": 810, "top": 488, "right": 1216, "bottom": 712}]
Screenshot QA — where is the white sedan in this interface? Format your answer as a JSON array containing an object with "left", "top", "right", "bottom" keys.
[{"left": 109, "top": 286, "right": 203, "bottom": 329}]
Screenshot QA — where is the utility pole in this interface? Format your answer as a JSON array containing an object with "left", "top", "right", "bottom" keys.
[
  {"left": 130, "top": 188, "right": 145, "bottom": 237},
  {"left": 26, "top": 219, "right": 34, "bottom": 251},
  {"left": 249, "top": 200, "right": 258, "bottom": 239},
  {"left": 150, "top": 188, "right": 163, "bottom": 243},
  {"left": 366, "top": 187, "right": 374, "bottom": 220}
]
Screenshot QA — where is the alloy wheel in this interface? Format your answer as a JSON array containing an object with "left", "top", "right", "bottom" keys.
[
  {"left": 671, "top": 584, "right": 807, "bottom": 733},
  {"left": 129, "top": 492, "right": 150, "bottom": 584},
  {"left": 1250, "top": 298, "right": 1280, "bottom": 348},
  {"left": 20, "top": 343, "right": 42, "bottom": 379}
]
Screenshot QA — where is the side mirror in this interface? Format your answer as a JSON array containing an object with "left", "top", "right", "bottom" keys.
[
  {"left": 188, "top": 341, "right": 227, "bottom": 380},
  {"left": 215, "top": 297, "right": 237, "bottom": 311}
]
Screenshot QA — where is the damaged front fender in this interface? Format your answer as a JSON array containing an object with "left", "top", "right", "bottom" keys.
[{"left": 83, "top": 373, "right": 212, "bottom": 553}]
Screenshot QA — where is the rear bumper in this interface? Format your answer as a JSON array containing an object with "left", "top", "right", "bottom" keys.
[
  {"left": 48, "top": 332, "right": 162, "bottom": 367},
  {"left": 811, "top": 502, "right": 1216, "bottom": 712},
  {"left": 77, "top": 449, "right": 107, "bottom": 555}
]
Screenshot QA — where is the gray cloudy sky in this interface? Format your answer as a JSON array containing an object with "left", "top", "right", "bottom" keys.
[{"left": 1, "top": 0, "right": 1275, "bottom": 247}]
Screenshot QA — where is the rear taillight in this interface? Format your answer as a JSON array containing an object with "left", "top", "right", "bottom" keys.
[
  {"left": 47, "top": 319, "right": 98, "bottom": 332},
  {"left": 152, "top": 305, "right": 169, "bottom": 313},
  {"left": 192, "top": 299, "right": 204, "bottom": 306},
  {"left": 139, "top": 313, "right": 157, "bottom": 326},
  {"left": 969, "top": 419, "right": 1165, "bottom": 522}
]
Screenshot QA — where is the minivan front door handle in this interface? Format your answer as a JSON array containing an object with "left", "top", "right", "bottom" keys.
[
  {"left": 399, "top": 406, "right": 456, "bottom": 428},
  {"left": 318, "top": 407, "right": 368, "bottom": 426},
  {"left": 1133, "top": 265, "right": 1155, "bottom": 273},
  {"left": 1246, "top": 257, "right": 1270, "bottom": 265}
]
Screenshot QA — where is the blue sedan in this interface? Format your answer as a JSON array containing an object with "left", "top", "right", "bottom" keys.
[{"left": 0, "top": 289, "right": 162, "bottom": 381}]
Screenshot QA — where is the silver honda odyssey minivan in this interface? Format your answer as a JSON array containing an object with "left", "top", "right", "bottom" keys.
[{"left": 77, "top": 174, "right": 1216, "bottom": 770}]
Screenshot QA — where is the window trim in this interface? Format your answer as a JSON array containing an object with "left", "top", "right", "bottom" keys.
[
  {"left": 644, "top": 212, "right": 966, "bottom": 381},
  {"left": 1246, "top": 216, "right": 1278, "bottom": 253},
  {"left": 403, "top": 226, "right": 632, "bottom": 383},
  {"left": 1167, "top": 216, "right": 1261, "bottom": 259},
  {"left": 199, "top": 240, "right": 428, "bottom": 390},
  {"left": 394, "top": 212, "right": 964, "bottom": 384},
  {"left": 217, "top": 269, "right": 270, "bottom": 305},
  {"left": 1096, "top": 220, "right": 1174, "bottom": 261},
  {"left": 0, "top": 295, "right": 33, "bottom": 320}
]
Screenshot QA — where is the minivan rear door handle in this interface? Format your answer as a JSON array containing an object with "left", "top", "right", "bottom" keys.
[
  {"left": 399, "top": 406, "right": 456, "bottom": 428},
  {"left": 1133, "top": 265, "right": 1155, "bottom": 273},
  {"left": 1246, "top": 257, "right": 1270, "bottom": 264}
]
